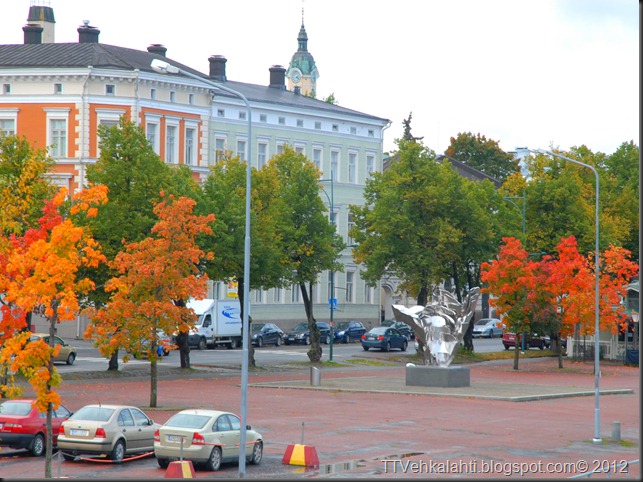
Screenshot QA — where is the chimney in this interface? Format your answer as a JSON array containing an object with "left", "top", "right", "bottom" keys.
[
  {"left": 269, "top": 65, "right": 286, "bottom": 90},
  {"left": 208, "top": 55, "right": 227, "bottom": 82},
  {"left": 27, "top": 4, "right": 55, "bottom": 43},
  {"left": 77, "top": 21, "right": 100, "bottom": 43},
  {"left": 294, "top": 86, "right": 301, "bottom": 95},
  {"left": 147, "top": 44, "right": 167, "bottom": 57},
  {"left": 23, "top": 24, "right": 43, "bottom": 44}
]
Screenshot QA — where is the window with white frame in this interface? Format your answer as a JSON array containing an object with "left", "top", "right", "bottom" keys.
[
  {"left": 330, "top": 150, "right": 339, "bottom": 181},
  {"left": 312, "top": 147, "right": 322, "bottom": 170},
  {"left": 347, "top": 212, "right": 355, "bottom": 246},
  {"left": 185, "top": 127, "right": 196, "bottom": 165},
  {"left": 259, "top": 114, "right": 267, "bottom": 123},
  {"left": 146, "top": 121, "right": 159, "bottom": 154},
  {"left": 54, "top": 83, "right": 63, "bottom": 94},
  {"left": 350, "top": 126, "right": 357, "bottom": 135},
  {"left": 105, "top": 84, "right": 115, "bottom": 95},
  {"left": 214, "top": 137, "right": 226, "bottom": 164},
  {"left": 274, "top": 288, "right": 282, "bottom": 303},
  {"left": 236, "top": 139, "right": 247, "bottom": 161},
  {"left": 0, "top": 116, "right": 16, "bottom": 136},
  {"left": 348, "top": 152, "right": 357, "bottom": 183},
  {"left": 239, "top": 111, "right": 246, "bottom": 120},
  {"left": 255, "top": 289, "right": 265, "bottom": 303},
  {"left": 368, "top": 129, "right": 374, "bottom": 137},
  {"left": 364, "top": 283, "right": 372, "bottom": 303},
  {"left": 165, "top": 124, "right": 178, "bottom": 163},
  {"left": 346, "top": 272, "right": 354, "bottom": 303},
  {"left": 257, "top": 142, "right": 268, "bottom": 169},
  {"left": 291, "top": 284, "right": 300, "bottom": 303},
  {"left": 278, "top": 116, "right": 285, "bottom": 125},
  {"left": 217, "top": 108, "right": 225, "bottom": 117},
  {"left": 296, "top": 119, "right": 304, "bottom": 127},
  {"left": 295, "top": 144, "right": 305, "bottom": 154},
  {"left": 276, "top": 142, "right": 285, "bottom": 155},
  {"left": 150, "top": 88, "right": 156, "bottom": 100},
  {"left": 314, "top": 121, "right": 321, "bottom": 130},
  {"left": 366, "top": 154, "right": 375, "bottom": 177},
  {"left": 97, "top": 116, "right": 120, "bottom": 158},
  {"left": 188, "top": 93, "right": 194, "bottom": 105},
  {"left": 2, "top": 84, "right": 10, "bottom": 95},
  {"left": 45, "top": 109, "right": 70, "bottom": 158},
  {"left": 332, "top": 124, "right": 338, "bottom": 132},
  {"left": 327, "top": 274, "right": 333, "bottom": 303},
  {"left": 170, "top": 91, "right": 176, "bottom": 102}
]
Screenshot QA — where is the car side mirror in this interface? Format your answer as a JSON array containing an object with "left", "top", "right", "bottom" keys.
[
  {"left": 246, "top": 425, "right": 252, "bottom": 430},
  {"left": 148, "top": 419, "right": 154, "bottom": 425}
]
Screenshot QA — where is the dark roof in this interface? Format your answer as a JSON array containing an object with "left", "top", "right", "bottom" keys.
[
  {"left": 436, "top": 154, "right": 502, "bottom": 188},
  {"left": 0, "top": 42, "right": 387, "bottom": 123}
]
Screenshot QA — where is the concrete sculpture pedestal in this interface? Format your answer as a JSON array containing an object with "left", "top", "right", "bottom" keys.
[{"left": 405, "top": 365, "right": 470, "bottom": 387}]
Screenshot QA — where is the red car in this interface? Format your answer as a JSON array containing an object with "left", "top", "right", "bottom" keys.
[
  {"left": 502, "top": 332, "right": 549, "bottom": 350},
  {"left": 0, "top": 399, "right": 72, "bottom": 456}
]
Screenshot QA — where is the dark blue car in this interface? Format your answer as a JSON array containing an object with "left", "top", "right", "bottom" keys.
[
  {"left": 361, "top": 327, "right": 408, "bottom": 352},
  {"left": 333, "top": 321, "right": 366, "bottom": 343}
]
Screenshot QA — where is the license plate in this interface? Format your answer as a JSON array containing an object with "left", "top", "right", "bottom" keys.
[
  {"left": 70, "top": 429, "right": 89, "bottom": 436},
  {"left": 167, "top": 434, "right": 184, "bottom": 442}
]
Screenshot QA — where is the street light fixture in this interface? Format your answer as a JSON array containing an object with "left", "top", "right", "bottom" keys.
[
  {"left": 531, "top": 148, "right": 602, "bottom": 443},
  {"left": 151, "top": 58, "right": 253, "bottom": 475},
  {"left": 319, "top": 172, "right": 335, "bottom": 361}
]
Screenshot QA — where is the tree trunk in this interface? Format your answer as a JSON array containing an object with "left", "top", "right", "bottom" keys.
[
  {"left": 301, "top": 282, "right": 321, "bottom": 362},
  {"left": 513, "top": 335, "right": 520, "bottom": 370},
  {"left": 556, "top": 331, "right": 564, "bottom": 369},
  {"left": 175, "top": 331, "right": 191, "bottom": 369},
  {"left": 150, "top": 357, "right": 157, "bottom": 408},
  {"left": 45, "top": 311, "right": 58, "bottom": 478},
  {"left": 108, "top": 350, "right": 119, "bottom": 371}
]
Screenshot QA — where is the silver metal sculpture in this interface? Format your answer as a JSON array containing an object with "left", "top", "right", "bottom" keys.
[{"left": 392, "top": 287, "right": 480, "bottom": 367}]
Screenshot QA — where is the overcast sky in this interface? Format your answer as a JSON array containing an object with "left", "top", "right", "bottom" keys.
[{"left": 1, "top": 0, "right": 638, "bottom": 156}]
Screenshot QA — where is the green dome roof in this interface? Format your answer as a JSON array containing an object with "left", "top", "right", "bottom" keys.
[{"left": 287, "top": 22, "right": 319, "bottom": 77}]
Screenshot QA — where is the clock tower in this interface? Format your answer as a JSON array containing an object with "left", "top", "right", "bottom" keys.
[{"left": 286, "top": 11, "right": 319, "bottom": 96}]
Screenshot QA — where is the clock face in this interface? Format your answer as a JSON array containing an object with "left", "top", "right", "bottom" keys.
[{"left": 291, "top": 71, "right": 301, "bottom": 83}]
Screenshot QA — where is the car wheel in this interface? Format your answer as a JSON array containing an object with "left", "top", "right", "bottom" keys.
[
  {"left": 110, "top": 439, "right": 125, "bottom": 462},
  {"left": 304, "top": 335, "right": 310, "bottom": 345},
  {"left": 198, "top": 337, "right": 207, "bottom": 350},
  {"left": 384, "top": 341, "right": 391, "bottom": 352},
  {"left": 504, "top": 344, "right": 510, "bottom": 350},
  {"left": 30, "top": 433, "right": 45, "bottom": 456},
  {"left": 157, "top": 458, "right": 169, "bottom": 469},
  {"left": 66, "top": 353, "right": 76, "bottom": 365},
  {"left": 539, "top": 342, "right": 545, "bottom": 350},
  {"left": 362, "top": 346, "right": 369, "bottom": 351},
  {"left": 256, "top": 337, "right": 263, "bottom": 348},
  {"left": 487, "top": 331, "right": 493, "bottom": 339},
  {"left": 324, "top": 334, "right": 329, "bottom": 345},
  {"left": 207, "top": 446, "right": 222, "bottom": 471},
  {"left": 401, "top": 340, "right": 408, "bottom": 352},
  {"left": 343, "top": 335, "right": 349, "bottom": 344},
  {"left": 275, "top": 336, "right": 281, "bottom": 347},
  {"left": 249, "top": 440, "right": 263, "bottom": 465}
]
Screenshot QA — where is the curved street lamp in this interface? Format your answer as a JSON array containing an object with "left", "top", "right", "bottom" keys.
[
  {"left": 319, "top": 172, "right": 335, "bottom": 361},
  {"left": 532, "top": 148, "right": 602, "bottom": 443},
  {"left": 151, "top": 59, "right": 253, "bottom": 475}
]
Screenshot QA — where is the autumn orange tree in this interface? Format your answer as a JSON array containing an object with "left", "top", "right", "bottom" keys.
[
  {"left": 85, "top": 194, "right": 214, "bottom": 408},
  {"left": 480, "top": 237, "right": 540, "bottom": 370},
  {"left": 0, "top": 185, "right": 107, "bottom": 477}
]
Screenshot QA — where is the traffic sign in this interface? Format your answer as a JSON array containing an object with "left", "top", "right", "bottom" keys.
[{"left": 328, "top": 298, "right": 337, "bottom": 310}]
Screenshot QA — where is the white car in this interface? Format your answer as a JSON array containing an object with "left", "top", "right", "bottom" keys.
[
  {"left": 154, "top": 409, "right": 262, "bottom": 471},
  {"left": 472, "top": 318, "right": 504, "bottom": 338}
]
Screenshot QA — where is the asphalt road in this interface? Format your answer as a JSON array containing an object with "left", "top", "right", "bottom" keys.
[{"left": 56, "top": 337, "right": 507, "bottom": 373}]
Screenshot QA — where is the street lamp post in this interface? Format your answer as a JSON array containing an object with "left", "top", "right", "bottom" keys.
[
  {"left": 319, "top": 172, "right": 335, "bottom": 361},
  {"left": 533, "top": 148, "right": 602, "bottom": 443},
  {"left": 503, "top": 192, "right": 526, "bottom": 240},
  {"left": 151, "top": 59, "right": 253, "bottom": 475}
]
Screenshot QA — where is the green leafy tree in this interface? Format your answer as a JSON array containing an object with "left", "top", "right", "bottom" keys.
[
  {"left": 264, "top": 147, "right": 343, "bottom": 362},
  {"left": 201, "top": 152, "right": 290, "bottom": 367},
  {"left": 445, "top": 132, "right": 519, "bottom": 183}
]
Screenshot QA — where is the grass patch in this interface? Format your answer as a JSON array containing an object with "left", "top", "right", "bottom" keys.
[{"left": 345, "top": 358, "right": 398, "bottom": 367}]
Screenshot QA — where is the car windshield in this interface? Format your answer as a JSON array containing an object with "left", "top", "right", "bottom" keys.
[
  {"left": 371, "top": 327, "right": 388, "bottom": 335},
  {"left": 0, "top": 401, "right": 32, "bottom": 416},
  {"left": 70, "top": 406, "right": 115, "bottom": 422},
  {"left": 335, "top": 322, "right": 350, "bottom": 330},
  {"left": 166, "top": 413, "right": 211, "bottom": 429},
  {"left": 251, "top": 324, "right": 265, "bottom": 334},
  {"left": 293, "top": 323, "right": 307, "bottom": 331},
  {"left": 475, "top": 319, "right": 490, "bottom": 326}
]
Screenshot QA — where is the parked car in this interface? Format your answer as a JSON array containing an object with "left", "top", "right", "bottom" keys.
[
  {"left": 502, "top": 332, "right": 549, "bottom": 350},
  {"left": 472, "top": 318, "right": 504, "bottom": 338},
  {"left": 251, "top": 323, "right": 284, "bottom": 347},
  {"left": 0, "top": 399, "right": 72, "bottom": 456},
  {"left": 361, "top": 326, "right": 408, "bottom": 352},
  {"left": 154, "top": 409, "right": 263, "bottom": 471},
  {"left": 333, "top": 321, "right": 366, "bottom": 343},
  {"left": 58, "top": 404, "right": 160, "bottom": 462},
  {"left": 381, "top": 321, "right": 414, "bottom": 340},
  {"left": 284, "top": 322, "right": 331, "bottom": 345},
  {"left": 28, "top": 333, "right": 77, "bottom": 365}
]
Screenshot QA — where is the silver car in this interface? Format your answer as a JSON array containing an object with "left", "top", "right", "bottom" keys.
[
  {"left": 154, "top": 409, "right": 263, "bottom": 471},
  {"left": 58, "top": 404, "right": 160, "bottom": 462},
  {"left": 472, "top": 318, "right": 504, "bottom": 338}
]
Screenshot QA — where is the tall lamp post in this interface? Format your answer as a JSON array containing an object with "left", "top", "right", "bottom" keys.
[
  {"left": 319, "top": 172, "right": 335, "bottom": 361},
  {"left": 533, "top": 148, "right": 602, "bottom": 443},
  {"left": 151, "top": 59, "right": 253, "bottom": 475},
  {"left": 503, "top": 191, "right": 526, "bottom": 240}
]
